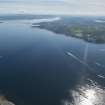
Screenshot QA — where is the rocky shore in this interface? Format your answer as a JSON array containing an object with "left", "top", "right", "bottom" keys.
[{"left": 0, "top": 96, "right": 15, "bottom": 105}]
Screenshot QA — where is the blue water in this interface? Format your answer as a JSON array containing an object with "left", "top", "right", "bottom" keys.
[{"left": 0, "top": 22, "right": 105, "bottom": 105}]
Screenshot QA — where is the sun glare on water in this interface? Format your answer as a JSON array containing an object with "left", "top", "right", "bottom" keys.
[
  {"left": 62, "top": 83, "right": 105, "bottom": 105},
  {"left": 79, "top": 89, "right": 96, "bottom": 105}
]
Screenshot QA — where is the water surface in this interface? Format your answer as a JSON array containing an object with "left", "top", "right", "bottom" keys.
[{"left": 0, "top": 18, "right": 105, "bottom": 105}]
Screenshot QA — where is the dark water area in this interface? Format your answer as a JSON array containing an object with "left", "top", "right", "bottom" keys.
[{"left": 0, "top": 19, "right": 105, "bottom": 105}]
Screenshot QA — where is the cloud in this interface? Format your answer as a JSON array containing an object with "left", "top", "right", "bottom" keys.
[{"left": 0, "top": 0, "right": 105, "bottom": 15}]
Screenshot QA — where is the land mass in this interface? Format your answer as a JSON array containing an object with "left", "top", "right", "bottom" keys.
[{"left": 32, "top": 16, "right": 105, "bottom": 44}]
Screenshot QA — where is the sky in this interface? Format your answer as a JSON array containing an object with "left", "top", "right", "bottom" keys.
[{"left": 0, "top": 0, "right": 105, "bottom": 15}]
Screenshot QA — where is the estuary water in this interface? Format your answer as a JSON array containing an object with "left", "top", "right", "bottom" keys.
[{"left": 0, "top": 20, "right": 105, "bottom": 105}]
